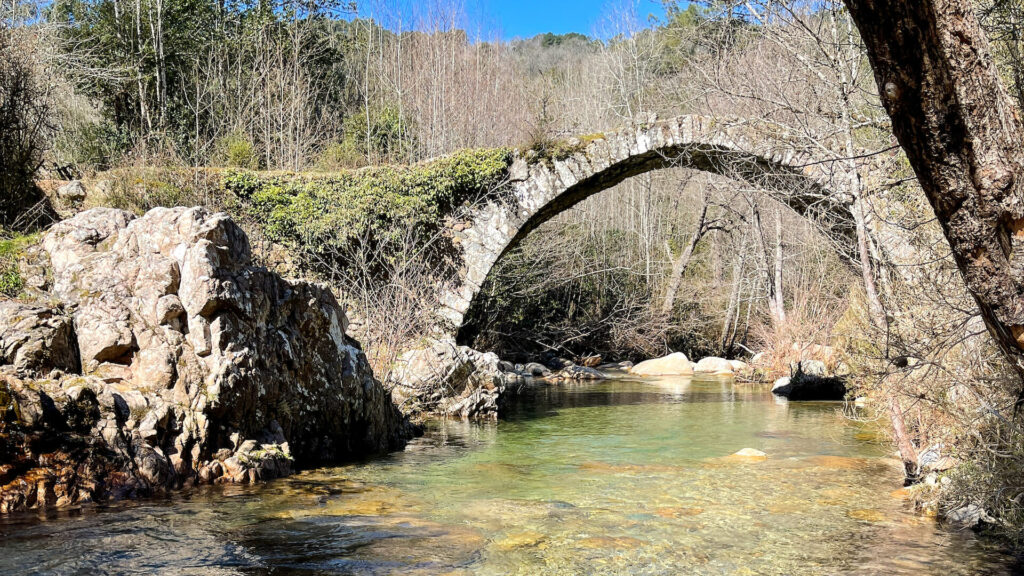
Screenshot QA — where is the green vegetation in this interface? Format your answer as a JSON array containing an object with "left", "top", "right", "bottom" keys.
[
  {"left": 225, "top": 147, "right": 514, "bottom": 268},
  {"left": 0, "top": 229, "right": 38, "bottom": 298},
  {"left": 215, "top": 132, "right": 261, "bottom": 170}
]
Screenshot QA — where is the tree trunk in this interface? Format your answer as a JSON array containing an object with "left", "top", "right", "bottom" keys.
[
  {"left": 721, "top": 239, "right": 747, "bottom": 353},
  {"left": 889, "top": 395, "right": 920, "bottom": 480},
  {"left": 772, "top": 212, "right": 785, "bottom": 326},
  {"left": 661, "top": 200, "right": 710, "bottom": 315},
  {"left": 751, "top": 199, "right": 785, "bottom": 328},
  {"left": 843, "top": 0, "right": 1024, "bottom": 393}
]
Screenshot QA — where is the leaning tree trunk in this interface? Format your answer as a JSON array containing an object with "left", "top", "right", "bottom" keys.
[
  {"left": 661, "top": 201, "right": 710, "bottom": 315},
  {"left": 843, "top": 0, "right": 1024, "bottom": 395}
]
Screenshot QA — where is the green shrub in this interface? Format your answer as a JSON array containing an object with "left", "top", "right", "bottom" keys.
[
  {"left": 0, "top": 230, "right": 37, "bottom": 298},
  {"left": 225, "top": 147, "right": 513, "bottom": 272},
  {"left": 52, "top": 117, "right": 128, "bottom": 172},
  {"left": 215, "top": 132, "right": 261, "bottom": 169},
  {"left": 340, "top": 107, "right": 415, "bottom": 165}
]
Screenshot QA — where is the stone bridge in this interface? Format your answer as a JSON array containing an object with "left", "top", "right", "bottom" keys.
[{"left": 439, "top": 115, "right": 860, "bottom": 332}]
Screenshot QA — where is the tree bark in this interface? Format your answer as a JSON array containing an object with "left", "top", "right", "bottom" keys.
[{"left": 843, "top": 0, "right": 1024, "bottom": 393}]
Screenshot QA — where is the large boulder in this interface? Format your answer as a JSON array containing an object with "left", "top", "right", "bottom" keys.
[
  {"left": 0, "top": 207, "right": 412, "bottom": 513},
  {"left": 771, "top": 371, "right": 846, "bottom": 401},
  {"left": 388, "top": 338, "right": 509, "bottom": 419},
  {"left": 694, "top": 357, "right": 735, "bottom": 376},
  {"left": 790, "top": 359, "right": 827, "bottom": 378},
  {"left": 629, "top": 352, "right": 694, "bottom": 376}
]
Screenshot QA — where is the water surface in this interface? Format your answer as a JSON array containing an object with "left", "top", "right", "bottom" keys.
[{"left": 1, "top": 376, "right": 1017, "bottom": 575}]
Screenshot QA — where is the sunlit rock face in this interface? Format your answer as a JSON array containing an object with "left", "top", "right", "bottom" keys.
[
  {"left": 0, "top": 207, "right": 412, "bottom": 513},
  {"left": 388, "top": 338, "right": 511, "bottom": 420}
]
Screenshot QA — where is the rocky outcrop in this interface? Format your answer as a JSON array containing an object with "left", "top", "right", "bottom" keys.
[
  {"left": 0, "top": 302, "right": 79, "bottom": 375},
  {"left": 0, "top": 207, "right": 411, "bottom": 513},
  {"left": 629, "top": 352, "right": 694, "bottom": 376}
]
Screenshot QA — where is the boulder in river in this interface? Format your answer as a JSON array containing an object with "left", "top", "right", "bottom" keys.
[
  {"left": 728, "top": 448, "right": 767, "bottom": 461},
  {"left": 523, "top": 362, "right": 552, "bottom": 377},
  {"left": 388, "top": 339, "right": 526, "bottom": 419},
  {"left": 790, "top": 359, "right": 828, "bottom": 378},
  {"left": 694, "top": 357, "right": 735, "bottom": 376},
  {"left": 771, "top": 370, "right": 846, "bottom": 401},
  {"left": 551, "top": 365, "right": 605, "bottom": 381},
  {"left": 0, "top": 207, "right": 413, "bottom": 513},
  {"left": 629, "top": 352, "right": 693, "bottom": 376}
]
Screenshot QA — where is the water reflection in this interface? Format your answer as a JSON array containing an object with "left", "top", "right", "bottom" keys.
[{"left": 0, "top": 377, "right": 1018, "bottom": 575}]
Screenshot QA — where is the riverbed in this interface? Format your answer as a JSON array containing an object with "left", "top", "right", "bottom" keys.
[{"left": 0, "top": 376, "right": 1017, "bottom": 575}]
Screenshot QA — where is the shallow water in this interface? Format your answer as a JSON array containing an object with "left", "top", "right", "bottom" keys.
[{"left": 1, "top": 376, "right": 1018, "bottom": 575}]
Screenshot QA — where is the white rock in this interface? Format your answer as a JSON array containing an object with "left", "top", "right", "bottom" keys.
[
  {"left": 694, "top": 357, "right": 734, "bottom": 375},
  {"left": 629, "top": 352, "right": 693, "bottom": 376}
]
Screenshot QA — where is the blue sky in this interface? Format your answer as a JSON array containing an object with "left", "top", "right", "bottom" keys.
[
  {"left": 485, "top": 0, "right": 669, "bottom": 40},
  {"left": 355, "top": 1, "right": 672, "bottom": 41}
]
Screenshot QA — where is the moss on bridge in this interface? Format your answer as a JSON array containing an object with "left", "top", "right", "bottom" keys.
[{"left": 225, "top": 148, "right": 514, "bottom": 258}]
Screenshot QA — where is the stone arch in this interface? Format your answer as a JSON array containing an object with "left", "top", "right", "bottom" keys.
[{"left": 439, "top": 115, "right": 855, "bottom": 332}]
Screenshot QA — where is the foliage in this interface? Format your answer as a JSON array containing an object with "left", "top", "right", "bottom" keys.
[
  {"left": 0, "top": 26, "right": 48, "bottom": 227},
  {"left": 52, "top": 116, "right": 128, "bottom": 172},
  {"left": 0, "top": 229, "right": 38, "bottom": 297},
  {"left": 337, "top": 106, "right": 416, "bottom": 167},
  {"left": 317, "top": 140, "right": 365, "bottom": 171},
  {"left": 537, "top": 32, "right": 592, "bottom": 48},
  {"left": 215, "top": 132, "right": 261, "bottom": 170},
  {"left": 226, "top": 148, "right": 514, "bottom": 271},
  {"left": 462, "top": 224, "right": 673, "bottom": 361}
]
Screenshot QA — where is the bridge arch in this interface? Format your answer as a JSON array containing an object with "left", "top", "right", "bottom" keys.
[{"left": 439, "top": 115, "right": 856, "bottom": 332}]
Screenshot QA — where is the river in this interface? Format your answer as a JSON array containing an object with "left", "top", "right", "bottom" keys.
[{"left": 0, "top": 375, "right": 1018, "bottom": 575}]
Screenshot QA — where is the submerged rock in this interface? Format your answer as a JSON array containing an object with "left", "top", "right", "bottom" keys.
[
  {"left": 0, "top": 207, "right": 412, "bottom": 513},
  {"left": 629, "top": 352, "right": 693, "bottom": 376},
  {"left": 945, "top": 504, "right": 994, "bottom": 528},
  {"left": 551, "top": 365, "right": 605, "bottom": 381},
  {"left": 730, "top": 448, "right": 768, "bottom": 460}
]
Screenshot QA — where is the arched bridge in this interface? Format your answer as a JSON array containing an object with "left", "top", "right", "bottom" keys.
[{"left": 438, "top": 115, "right": 859, "bottom": 331}]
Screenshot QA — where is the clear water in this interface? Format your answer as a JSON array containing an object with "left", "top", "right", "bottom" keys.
[{"left": 0, "top": 376, "right": 1018, "bottom": 575}]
